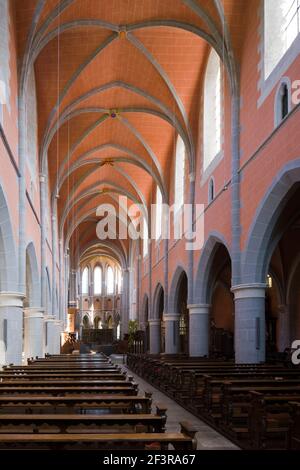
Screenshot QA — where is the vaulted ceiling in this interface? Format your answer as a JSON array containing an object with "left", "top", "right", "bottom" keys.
[{"left": 14, "top": 0, "right": 247, "bottom": 267}]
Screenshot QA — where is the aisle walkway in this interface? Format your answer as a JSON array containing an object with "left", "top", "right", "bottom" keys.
[{"left": 111, "top": 357, "right": 238, "bottom": 450}]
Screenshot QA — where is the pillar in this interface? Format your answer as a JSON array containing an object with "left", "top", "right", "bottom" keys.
[
  {"left": 232, "top": 284, "right": 266, "bottom": 364},
  {"left": 278, "top": 304, "right": 290, "bottom": 352},
  {"left": 188, "top": 304, "right": 210, "bottom": 357},
  {"left": 122, "top": 268, "right": 130, "bottom": 336},
  {"left": 149, "top": 319, "right": 160, "bottom": 354},
  {"left": 68, "top": 269, "right": 77, "bottom": 308},
  {"left": 53, "top": 320, "right": 62, "bottom": 354},
  {"left": 44, "top": 315, "right": 56, "bottom": 355},
  {"left": 24, "top": 308, "right": 44, "bottom": 360},
  {"left": 164, "top": 314, "right": 180, "bottom": 354},
  {"left": 0, "top": 292, "right": 24, "bottom": 365}
]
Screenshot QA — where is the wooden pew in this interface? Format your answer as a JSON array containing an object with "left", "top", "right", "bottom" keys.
[
  {"left": 0, "top": 379, "right": 133, "bottom": 387},
  {"left": 0, "top": 423, "right": 197, "bottom": 450},
  {"left": 287, "top": 401, "right": 300, "bottom": 450},
  {"left": 221, "top": 380, "right": 300, "bottom": 428},
  {"left": 0, "top": 385, "right": 138, "bottom": 396},
  {"left": 0, "top": 393, "right": 153, "bottom": 414},
  {"left": 0, "top": 407, "right": 167, "bottom": 434},
  {"left": 0, "top": 372, "right": 127, "bottom": 381},
  {"left": 249, "top": 391, "right": 300, "bottom": 449}
]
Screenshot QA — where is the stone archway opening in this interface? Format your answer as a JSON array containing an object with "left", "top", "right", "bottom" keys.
[{"left": 210, "top": 245, "right": 234, "bottom": 359}]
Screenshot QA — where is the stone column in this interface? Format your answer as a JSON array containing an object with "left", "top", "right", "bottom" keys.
[
  {"left": 188, "top": 304, "right": 210, "bottom": 357},
  {"left": 149, "top": 319, "right": 161, "bottom": 354},
  {"left": 122, "top": 268, "right": 130, "bottom": 336},
  {"left": 53, "top": 320, "right": 62, "bottom": 354},
  {"left": 164, "top": 314, "right": 180, "bottom": 355},
  {"left": 0, "top": 292, "right": 24, "bottom": 365},
  {"left": 44, "top": 315, "right": 56, "bottom": 355},
  {"left": 232, "top": 284, "right": 266, "bottom": 364},
  {"left": 51, "top": 201, "right": 58, "bottom": 316},
  {"left": 24, "top": 308, "right": 44, "bottom": 361},
  {"left": 278, "top": 304, "right": 290, "bottom": 352}
]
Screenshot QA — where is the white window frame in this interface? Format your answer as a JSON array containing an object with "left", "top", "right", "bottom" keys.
[
  {"left": 202, "top": 48, "right": 222, "bottom": 177},
  {"left": 81, "top": 267, "right": 89, "bottom": 295},
  {"left": 106, "top": 266, "right": 114, "bottom": 295},
  {"left": 259, "top": 0, "right": 300, "bottom": 106}
]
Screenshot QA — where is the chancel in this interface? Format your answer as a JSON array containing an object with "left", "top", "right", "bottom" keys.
[{"left": 0, "top": 0, "right": 299, "bottom": 454}]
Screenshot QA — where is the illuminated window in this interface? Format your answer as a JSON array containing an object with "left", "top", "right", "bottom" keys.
[
  {"left": 264, "top": 0, "right": 300, "bottom": 78},
  {"left": 203, "top": 49, "right": 222, "bottom": 170},
  {"left": 174, "top": 135, "right": 185, "bottom": 209},
  {"left": 267, "top": 274, "right": 273, "bottom": 289},
  {"left": 93, "top": 266, "right": 102, "bottom": 295},
  {"left": 81, "top": 267, "right": 89, "bottom": 294},
  {"left": 155, "top": 186, "right": 162, "bottom": 240},
  {"left": 107, "top": 266, "right": 114, "bottom": 294}
]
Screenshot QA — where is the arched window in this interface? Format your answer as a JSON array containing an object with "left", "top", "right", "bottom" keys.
[
  {"left": 264, "top": 0, "right": 300, "bottom": 78},
  {"left": 174, "top": 135, "right": 185, "bottom": 209},
  {"left": 275, "top": 79, "right": 291, "bottom": 126},
  {"left": 208, "top": 177, "right": 215, "bottom": 203},
  {"left": 155, "top": 186, "right": 162, "bottom": 240},
  {"left": 93, "top": 266, "right": 102, "bottom": 295},
  {"left": 143, "top": 218, "right": 148, "bottom": 257},
  {"left": 203, "top": 49, "right": 221, "bottom": 171},
  {"left": 107, "top": 266, "right": 114, "bottom": 294},
  {"left": 0, "top": 0, "right": 10, "bottom": 124},
  {"left": 81, "top": 267, "right": 89, "bottom": 295},
  {"left": 26, "top": 66, "right": 38, "bottom": 183}
]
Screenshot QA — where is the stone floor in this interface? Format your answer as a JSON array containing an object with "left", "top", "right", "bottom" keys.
[{"left": 110, "top": 355, "right": 239, "bottom": 450}]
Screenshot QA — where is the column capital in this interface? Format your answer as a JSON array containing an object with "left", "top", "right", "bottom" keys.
[
  {"left": 188, "top": 304, "right": 210, "bottom": 314},
  {"left": 0, "top": 292, "right": 25, "bottom": 308},
  {"left": 24, "top": 307, "right": 44, "bottom": 319},
  {"left": 44, "top": 315, "right": 56, "bottom": 322},
  {"left": 231, "top": 283, "right": 266, "bottom": 299},
  {"left": 148, "top": 319, "right": 161, "bottom": 325},
  {"left": 163, "top": 313, "right": 180, "bottom": 321}
]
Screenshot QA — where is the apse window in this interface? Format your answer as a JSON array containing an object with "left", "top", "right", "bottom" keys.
[
  {"left": 93, "top": 266, "right": 102, "bottom": 295},
  {"left": 107, "top": 266, "right": 114, "bottom": 295},
  {"left": 81, "top": 267, "right": 89, "bottom": 295},
  {"left": 203, "top": 49, "right": 222, "bottom": 171},
  {"left": 264, "top": 0, "right": 300, "bottom": 79}
]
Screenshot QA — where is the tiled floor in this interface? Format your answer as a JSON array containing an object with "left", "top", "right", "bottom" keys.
[{"left": 111, "top": 356, "right": 238, "bottom": 450}]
